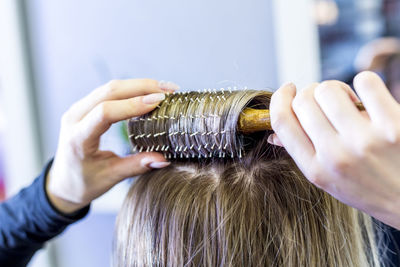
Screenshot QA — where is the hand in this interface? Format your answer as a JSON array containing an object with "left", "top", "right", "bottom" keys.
[
  {"left": 269, "top": 71, "right": 400, "bottom": 229},
  {"left": 46, "top": 79, "right": 179, "bottom": 214}
]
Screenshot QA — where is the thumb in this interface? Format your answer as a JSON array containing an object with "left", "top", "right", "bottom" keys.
[{"left": 110, "top": 152, "right": 170, "bottom": 182}]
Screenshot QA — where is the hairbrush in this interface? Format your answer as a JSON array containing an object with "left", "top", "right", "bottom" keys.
[{"left": 128, "top": 89, "right": 365, "bottom": 159}]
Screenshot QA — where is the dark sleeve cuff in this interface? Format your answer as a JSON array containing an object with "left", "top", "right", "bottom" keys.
[{"left": 0, "top": 158, "right": 90, "bottom": 266}]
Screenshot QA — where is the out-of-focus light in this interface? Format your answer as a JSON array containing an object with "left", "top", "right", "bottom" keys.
[
  {"left": 0, "top": 107, "right": 4, "bottom": 134},
  {"left": 354, "top": 37, "right": 400, "bottom": 71},
  {"left": 313, "top": 0, "right": 339, "bottom": 26}
]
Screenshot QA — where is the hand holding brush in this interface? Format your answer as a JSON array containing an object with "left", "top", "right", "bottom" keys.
[{"left": 269, "top": 71, "right": 400, "bottom": 230}]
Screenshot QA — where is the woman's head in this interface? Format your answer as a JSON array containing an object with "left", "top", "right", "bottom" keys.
[
  {"left": 114, "top": 139, "right": 379, "bottom": 266},
  {"left": 116, "top": 90, "right": 380, "bottom": 266}
]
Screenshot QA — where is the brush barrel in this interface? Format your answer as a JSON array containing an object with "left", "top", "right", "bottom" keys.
[
  {"left": 238, "top": 102, "right": 365, "bottom": 134},
  {"left": 238, "top": 108, "right": 271, "bottom": 133}
]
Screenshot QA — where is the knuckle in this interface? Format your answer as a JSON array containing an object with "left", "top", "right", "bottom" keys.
[
  {"left": 357, "top": 136, "right": 379, "bottom": 157},
  {"left": 96, "top": 102, "right": 111, "bottom": 121},
  {"left": 315, "top": 81, "right": 335, "bottom": 97},
  {"left": 318, "top": 80, "right": 339, "bottom": 90},
  {"left": 354, "top": 71, "right": 375, "bottom": 85},
  {"left": 354, "top": 71, "right": 384, "bottom": 93},
  {"left": 329, "top": 153, "right": 354, "bottom": 175},
  {"left": 316, "top": 148, "right": 353, "bottom": 177},
  {"left": 384, "top": 127, "right": 400, "bottom": 145},
  {"left": 104, "top": 79, "right": 121, "bottom": 96},
  {"left": 317, "top": 80, "right": 351, "bottom": 96}
]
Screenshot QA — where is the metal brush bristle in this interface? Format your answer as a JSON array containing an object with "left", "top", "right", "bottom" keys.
[{"left": 128, "top": 89, "right": 269, "bottom": 160}]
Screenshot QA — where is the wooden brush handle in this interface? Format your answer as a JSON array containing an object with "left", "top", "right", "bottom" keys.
[{"left": 238, "top": 102, "right": 365, "bottom": 134}]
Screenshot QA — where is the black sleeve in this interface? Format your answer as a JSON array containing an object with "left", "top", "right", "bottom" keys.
[{"left": 0, "top": 160, "right": 90, "bottom": 267}]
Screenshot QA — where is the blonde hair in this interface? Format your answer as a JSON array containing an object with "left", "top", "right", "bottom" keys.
[{"left": 115, "top": 90, "right": 381, "bottom": 266}]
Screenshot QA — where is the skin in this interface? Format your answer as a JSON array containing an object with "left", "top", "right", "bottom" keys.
[
  {"left": 46, "top": 79, "right": 179, "bottom": 214},
  {"left": 268, "top": 71, "right": 400, "bottom": 230}
]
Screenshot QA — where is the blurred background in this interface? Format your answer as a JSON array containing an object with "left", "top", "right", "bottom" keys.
[{"left": 0, "top": 0, "right": 399, "bottom": 266}]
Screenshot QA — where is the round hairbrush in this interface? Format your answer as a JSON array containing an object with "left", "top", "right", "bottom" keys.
[{"left": 128, "top": 90, "right": 365, "bottom": 159}]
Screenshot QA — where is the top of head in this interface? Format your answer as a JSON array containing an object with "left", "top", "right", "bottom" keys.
[
  {"left": 127, "top": 89, "right": 272, "bottom": 160},
  {"left": 116, "top": 120, "right": 379, "bottom": 267}
]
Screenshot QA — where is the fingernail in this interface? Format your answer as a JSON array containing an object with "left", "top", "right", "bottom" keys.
[
  {"left": 272, "top": 135, "right": 283, "bottom": 147},
  {"left": 159, "top": 80, "right": 180, "bottom": 92},
  {"left": 267, "top": 134, "right": 274, "bottom": 145},
  {"left": 141, "top": 158, "right": 171, "bottom": 169},
  {"left": 142, "top": 93, "right": 165, "bottom": 104},
  {"left": 149, "top": 162, "right": 171, "bottom": 169}
]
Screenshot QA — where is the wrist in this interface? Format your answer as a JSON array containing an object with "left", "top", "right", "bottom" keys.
[
  {"left": 45, "top": 168, "right": 87, "bottom": 215},
  {"left": 46, "top": 189, "right": 86, "bottom": 214}
]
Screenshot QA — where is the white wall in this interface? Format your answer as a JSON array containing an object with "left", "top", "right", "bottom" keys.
[
  {"left": 0, "top": 0, "right": 42, "bottom": 195},
  {"left": 25, "top": 0, "right": 279, "bottom": 161},
  {"left": 0, "top": 1, "right": 50, "bottom": 267},
  {"left": 272, "top": 0, "right": 321, "bottom": 88}
]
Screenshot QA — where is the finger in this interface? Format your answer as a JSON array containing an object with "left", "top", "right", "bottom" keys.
[
  {"left": 314, "top": 81, "right": 370, "bottom": 137},
  {"left": 292, "top": 83, "right": 339, "bottom": 152},
  {"left": 67, "top": 79, "right": 179, "bottom": 122},
  {"left": 78, "top": 93, "right": 165, "bottom": 151},
  {"left": 270, "top": 83, "right": 315, "bottom": 167},
  {"left": 108, "top": 152, "right": 170, "bottom": 183},
  {"left": 353, "top": 71, "right": 400, "bottom": 128}
]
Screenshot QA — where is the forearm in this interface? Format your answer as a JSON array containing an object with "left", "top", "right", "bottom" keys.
[{"left": 0, "top": 160, "right": 89, "bottom": 266}]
